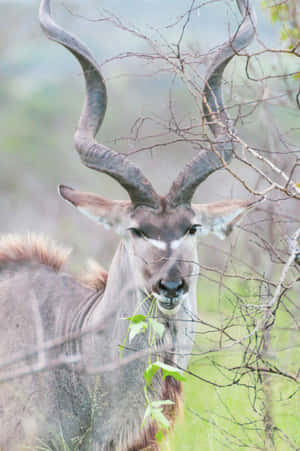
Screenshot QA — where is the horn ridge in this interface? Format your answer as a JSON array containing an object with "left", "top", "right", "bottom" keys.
[
  {"left": 166, "top": 0, "right": 257, "bottom": 207},
  {"left": 39, "top": 0, "right": 159, "bottom": 208}
]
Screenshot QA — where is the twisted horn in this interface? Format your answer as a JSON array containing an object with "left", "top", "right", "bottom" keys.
[
  {"left": 166, "top": 0, "right": 257, "bottom": 207},
  {"left": 39, "top": 0, "right": 159, "bottom": 209}
]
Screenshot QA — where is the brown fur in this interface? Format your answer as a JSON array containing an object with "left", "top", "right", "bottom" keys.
[
  {"left": 80, "top": 258, "right": 108, "bottom": 291},
  {"left": 127, "top": 421, "right": 158, "bottom": 451},
  {"left": 128, "top": 377, "right": 183, "bottom": 450},
  {"left": 0, "top": 233, "right": 71, "bottom": 272},
  {"left": 162, "top": 377, "right": 183, "bottom": 425}
]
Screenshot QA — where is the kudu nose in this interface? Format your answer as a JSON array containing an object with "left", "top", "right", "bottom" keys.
[{"left": 158, "top": 279, "right": 186, "bottom": 299}]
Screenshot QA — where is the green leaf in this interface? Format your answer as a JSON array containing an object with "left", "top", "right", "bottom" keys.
[
  {"left": 151, "top": 400, "right": 174, "bottom": 407},
  {"left": 141, "top": 405, "right": 152, "bottom": 428},
  {"left": 152, "top": 361, "right": 186, "bottom": 382},
  {"left": 144, "top": 361, "right": 186, "bottom": 387},
  {"left": 151, "top": 408, "right": 170, "bottom": 429},
  {"left": 155, "top": 429, "right": 165, "bottom": 443},
  {"left": 142, "top": 401, "right": 172, "bottom": 430},
  {"left": 280, "top": 29, "right": 287, "bottom": 41},
  {"left": 148, "top": 318, "right": 165, "bottom": 338},
  {"left": 129, "top": 321, "right": 148, "bottom": 342},
  {"left": 261, "top": 0, "right": 267, "bottom": 9},
  {"left": 144, "top": 362, "right": 160, "bottom": 386},
  {"left": 126, "top": 314, "right": 147, "bottom": 323},
  {"left": 271, "top": 10, "right": 278, "bottom": 23}
]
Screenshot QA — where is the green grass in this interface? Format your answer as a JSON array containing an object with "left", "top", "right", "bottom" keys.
[
  {"left": 164, "top": 359, "right": 299, "bottom": 450},
  {"left": 163, "top": 279, "right": 300, "bottom": 451}
]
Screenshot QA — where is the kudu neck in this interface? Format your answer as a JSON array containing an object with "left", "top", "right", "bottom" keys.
[{"left": 87, "top": 241, "right": 148, "bottom": 341}]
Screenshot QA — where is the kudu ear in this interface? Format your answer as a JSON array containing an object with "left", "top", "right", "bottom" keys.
[
  {"left": 192, "top": 199, "right": 259, "bottom": 240},
  {"left": 59, "top": 185, "right": 132, "bottom": 234}
]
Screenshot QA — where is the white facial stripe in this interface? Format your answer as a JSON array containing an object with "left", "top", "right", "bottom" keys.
[
  {"left": 147, "top": 238, "right": 167, "bottom": 250},
  {"left": 147, "top": 236, "right": 189, "bottom": 250},
  {"left": 170, "top": 238, "right": 184, "bottom": 250}
]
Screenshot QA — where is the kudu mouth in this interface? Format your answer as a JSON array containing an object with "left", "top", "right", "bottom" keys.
[
  {"left": 153, "top": 278, "right": 188, "bottom": 315},
  {"left": 154, "top": 293, "right": 187, "bottom": 316}
]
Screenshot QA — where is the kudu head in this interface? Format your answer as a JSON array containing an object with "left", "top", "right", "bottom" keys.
[{"left": 39, "top": 0, "right": 256, "bottom": 316}]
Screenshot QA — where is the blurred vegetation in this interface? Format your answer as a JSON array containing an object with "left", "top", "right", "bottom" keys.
[
  {"left": 262, "top": 0, "right": 300, "bottom": 49},
  {"left": 165, "top": 278, "right": 300, "bottom": 450}
]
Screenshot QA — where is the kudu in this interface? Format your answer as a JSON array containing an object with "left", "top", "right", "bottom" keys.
[{"left": 0, "top": 0, "right": 257, "bottom": 449}]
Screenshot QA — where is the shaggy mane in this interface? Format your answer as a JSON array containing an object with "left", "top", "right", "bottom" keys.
[
  {"left": 80, "top": 259, "right": 108, "bottom": 291},
  {"left": 0, "top": 234, "right": 71, "bottom": 272}
]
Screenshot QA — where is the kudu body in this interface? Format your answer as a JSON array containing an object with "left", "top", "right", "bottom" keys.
[{"left": 0, "top": 0, "right": 257, "bottom": 449}]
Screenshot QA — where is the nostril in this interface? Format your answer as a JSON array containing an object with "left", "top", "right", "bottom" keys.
[
  {"left": 158, "top": 279, "right": 186, "bottom": 297},
  {"left": 158, "top": 279, "right": 166, "bottom": 291}
]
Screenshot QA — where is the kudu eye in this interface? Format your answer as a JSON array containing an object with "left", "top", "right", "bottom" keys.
[
  {"left": 129, "top": 228, "right": 145, "bottom": 239},
  {"left": 188, "top": 225, "right": 200, "bottom": 236}
]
